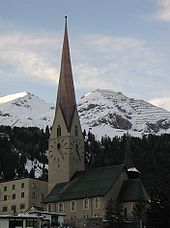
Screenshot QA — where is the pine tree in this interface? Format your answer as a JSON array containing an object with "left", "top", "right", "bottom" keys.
[
  {"left": 146, "top": 193, "right": 170, "bottom": 228},
  {"left": 105, "top": 198, "right": 124, "bottom": 225},
  {"left": 29, "top": 168, "right": 35, "bottom": 178},
  {"left": 132, "top": 202, "right": 147, "bottom": 228}
]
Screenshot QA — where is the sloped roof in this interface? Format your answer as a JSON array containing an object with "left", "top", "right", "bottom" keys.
[
  {"left": 119, "top": 179, "right": 150, "bottom": 203},
  {"left": 43, "top": 165, "right": 125, "bottom": 203}
]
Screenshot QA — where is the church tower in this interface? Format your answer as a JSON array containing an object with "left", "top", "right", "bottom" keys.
[{"left": 48, "top": 17, "right": 85, "bottom": 192}]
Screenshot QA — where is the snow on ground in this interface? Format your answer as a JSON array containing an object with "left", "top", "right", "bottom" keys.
[
  {"left": 25, "top": 159, "right": 48, "bottom": 178},
  {"left": 82, "top": 124, "right": 142, "bottom": 140}
]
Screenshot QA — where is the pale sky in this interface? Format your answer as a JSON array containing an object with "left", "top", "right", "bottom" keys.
[{"left": 0, "top": 0, "right": 170, "bottom": 111}]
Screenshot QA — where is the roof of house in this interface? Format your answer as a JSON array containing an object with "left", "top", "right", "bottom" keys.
[
  {"left": 43, "top": 165, "right": 125, "bottom": 203},
  {"left": 119, "top": 178, "right": 150, "bottom": 203}
]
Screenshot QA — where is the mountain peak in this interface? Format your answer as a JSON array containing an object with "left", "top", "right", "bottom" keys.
[
  {"left": 78, "top": 88, "right": 170, "bottom": 138},
  {"left": 0, "top": 91, "right": 54, "bottom": 129},
  {"left": 0, "top": 91, "right": 29, "bottom": 104},
  {"left": 0, "top": 89, "right": 170, "bottom": 137},
  {"left": 80, "top": 89, "right": 126, "bottom": 101}
]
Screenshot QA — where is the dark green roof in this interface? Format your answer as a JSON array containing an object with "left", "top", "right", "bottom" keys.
[
  {"left": 119, "top": 179, "right": 150, "bottom": 203},
  {"left": 43, "top": 165, "right": 125, "bottom": 203}
]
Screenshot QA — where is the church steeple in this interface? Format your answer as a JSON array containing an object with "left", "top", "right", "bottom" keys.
[
  {"left": 56, "top": 16, "right": 76, "bottom": 131},
  {"left": 48, "top": 18, "right": 85, "bottom": 191}
]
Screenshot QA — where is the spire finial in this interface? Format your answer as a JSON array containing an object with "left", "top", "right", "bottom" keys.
[
  {"left": 65, "top": 15, "right": 68, "bottom": 28},
  {"left": 65, "top": 15, "right": 67, "bottom": 22},
  {"left": 65, "top": 7, "right": 68, "bottom": 23}
]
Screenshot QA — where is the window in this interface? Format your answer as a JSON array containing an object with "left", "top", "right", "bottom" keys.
[
  {"left": 58, "top": 202, "right": 64, "bottom": 212},
  {"left": 12, "top": 194, "right": 16, "bottom": 200},
  {"left": 20, "top": 204, "right": 25, "bottom": 209},
  {"left": 40, "top": 194, "right": 44, "bottom": 200},
  {"left": 83, "top": 198, "right": 89, "bottom": 210},
  {"left": 26, "top": 220, "right": 38, "bottom": 226},
  {"left": 12, "top": 185, "right": 15, "bottom": 190},
  {"left": 94, "top": 197, "right": 100, "bottom": 209},
  {"left": 75, "top": 125, "right": 78, "bottom": 137},
  {"left": 48, "top": 204, "right": 52, "bottom": 212},
  {"left": 57, "top": 125, "right": 61, "bottom": 138},
  {"left": 4, "top": 186, "right": 7, "bottom": 191},
  {"left": 21, "top": 183, "right": 24, "bottom": 189},
  {"left": 70, "top": 200, "right": 76, "bottom": 212},
  {"left": 26, "top": 221, "right": 33, "bottom": 226},
  {"left": 11, "top": 205, "right": 16, "bottom": 212},
  {"left": 3, "top": 206, "right": 7, "bottom": 212},
  {"left": 32, "top": 192, "right": 36, "bottom": 198},
  {"left": 32, "top": 183, "right": 35, "bottom": 189},
  {"left": 21, "top": 192, "right": 24, "bottom": 198},
  {"left": 9, "top": 220, "right": 22, "bottom": 226},
  {"left": 4, "top": 195, "right": 7, "bottom": 201}
]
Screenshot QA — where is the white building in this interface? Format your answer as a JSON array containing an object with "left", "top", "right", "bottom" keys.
[{"left": 0, "top": 214, "right": 43, "bottom": 228}]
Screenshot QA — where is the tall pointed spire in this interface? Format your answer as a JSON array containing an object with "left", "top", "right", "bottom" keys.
[{"left": 56, "top": 16, "right": 76, "bottom": 130}]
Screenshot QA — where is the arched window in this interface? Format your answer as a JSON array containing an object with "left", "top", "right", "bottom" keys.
[
  {"left": 83, "top": 198, "right": 89, "bottom": 210},
  {"left": 58, "top": 202, "right": 64, "bottom": 212},
  {"left": 48, "top": 203, "right": 52, "bottom": 212},
  {"left": 94, "top": 197, "right": 100, "bottom": 209},
  {"left": 57, "top": 125, "right": 61, "bottom": 138},
  {"left": 70, "top": 200, "right": 76, "bottom": 212}
]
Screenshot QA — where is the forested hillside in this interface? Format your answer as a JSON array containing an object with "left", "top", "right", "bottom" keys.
[
  {"left": 0, "top": 125, "right": 170, "bottom": 199},
  {"left": 84, "top": 130, "right": 170, "bottom": 197},
  {"left": 0, "top": 125, "right": 49, "bottom": 180}
]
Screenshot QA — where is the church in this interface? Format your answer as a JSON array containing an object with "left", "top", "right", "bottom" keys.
[{"left": 43, "top": 17, "right": 150, "bottom": 226}]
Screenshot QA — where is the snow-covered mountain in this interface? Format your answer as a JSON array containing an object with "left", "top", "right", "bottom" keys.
[
  {"left": 0, "top": 89, "right": 170, "bottom": 138},
  {"left": 78, "top": 89, "right": 170, "bottom": 137},
  {"left": 0, "top": 91, "right": 54, "bottom": 129}
]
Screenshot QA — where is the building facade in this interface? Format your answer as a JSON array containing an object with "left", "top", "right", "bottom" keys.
[
  {"left": 0, "top": 178, "right": 47, "bottom": 214},
  {"left": 44, "top": 165, "right": 128, "bottom": 221}
]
